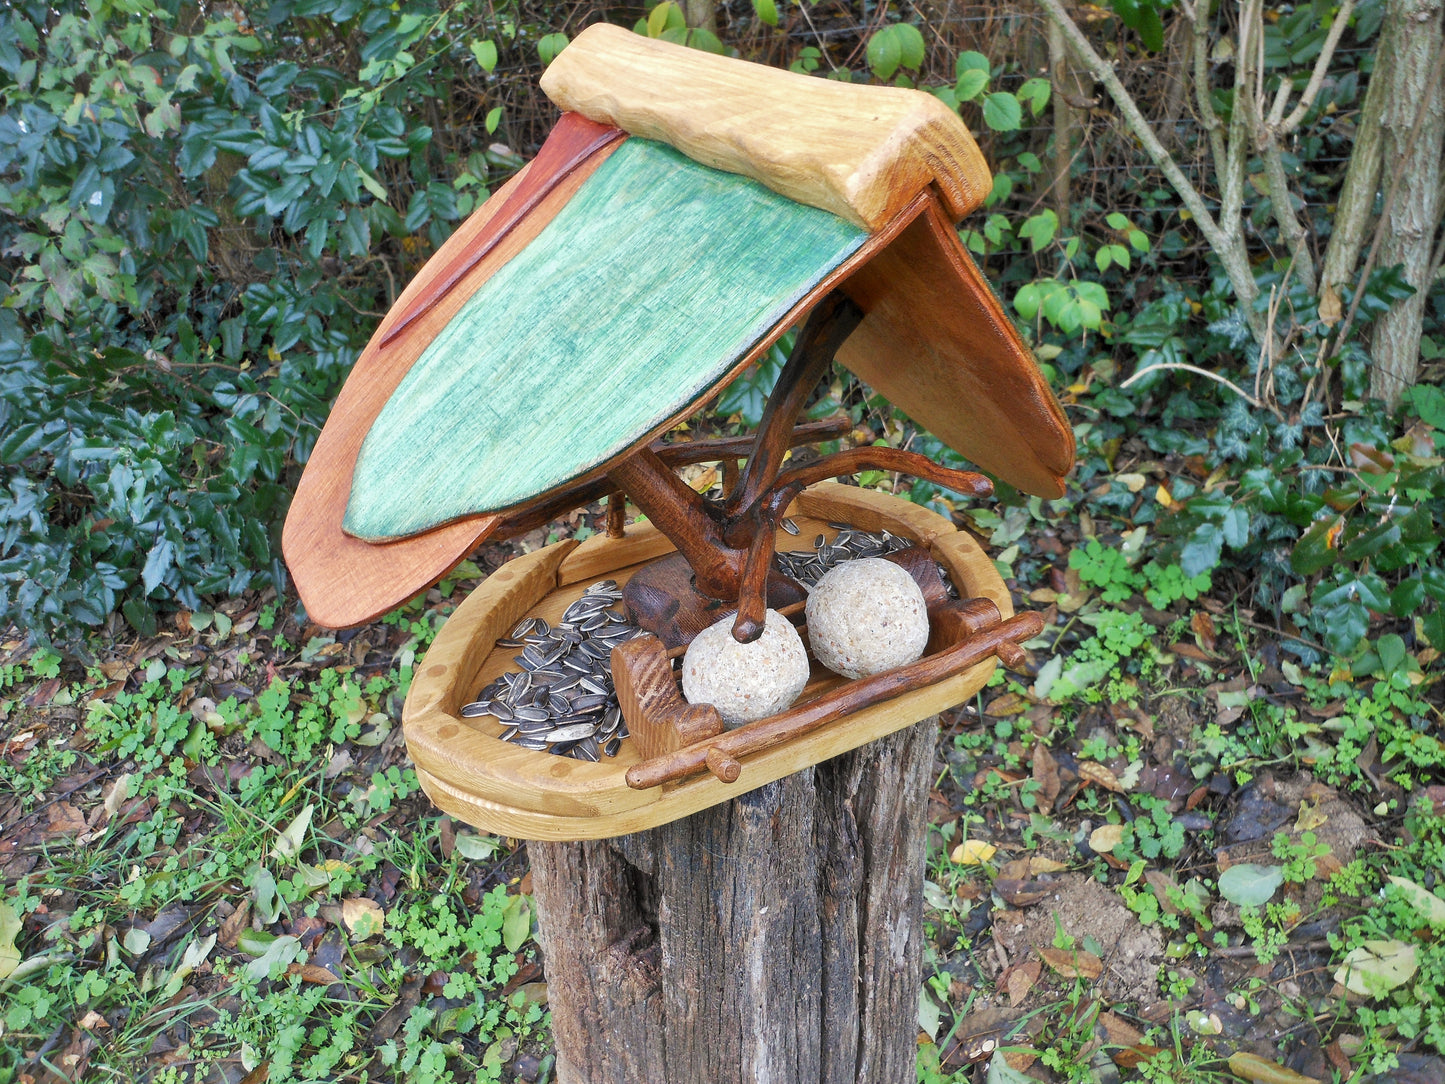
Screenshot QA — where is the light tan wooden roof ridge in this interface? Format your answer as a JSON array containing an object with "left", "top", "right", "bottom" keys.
[{"left": 541, "top": 23, "right": 992, "bottom": 231}]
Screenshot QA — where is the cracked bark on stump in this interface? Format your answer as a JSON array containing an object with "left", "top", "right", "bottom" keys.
[{"left": 529, "top": 716, "right": 938, "bottom": 1084}]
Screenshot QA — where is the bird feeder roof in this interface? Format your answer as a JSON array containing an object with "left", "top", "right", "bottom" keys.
[{"left": 283, "top": 24, "right": 1074, "bottom": 628}]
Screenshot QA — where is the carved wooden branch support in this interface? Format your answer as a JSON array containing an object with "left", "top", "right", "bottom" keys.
[{"left": 601, "top": 290, "right": 996, "bottom": 648}]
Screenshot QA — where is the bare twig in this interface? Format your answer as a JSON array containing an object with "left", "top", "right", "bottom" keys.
[
  {"left": 1119, "top": 362, "right": 1265, "bottom": 408},
  {"left": 1277, "top": 0, "right": 1357, "bottom": 135}
]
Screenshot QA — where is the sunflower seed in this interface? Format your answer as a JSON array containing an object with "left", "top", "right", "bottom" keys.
[
  {"left": 780, "top": 517, "right": 800, "bottom": 535},
  {"left": 604, "top": 736, "right": 623, "bottom": 757},
  {"left": 459, "top": 700, "right": 493, "bottom": 718},
  {"left": 546, "top": 722, "right": 599, "bottom": 743}
]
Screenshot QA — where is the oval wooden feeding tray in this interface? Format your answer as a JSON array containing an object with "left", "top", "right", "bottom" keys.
[{"left": 404, "top": 484, "right": 1037, "bottom": 841}]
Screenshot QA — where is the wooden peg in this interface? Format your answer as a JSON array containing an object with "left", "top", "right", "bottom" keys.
[
  {"left": 704, "top": 746, "right": 743, "bottom": 783},
  {"left": 606, "top": 490, "right": 626, "bottom": 538},
  {"left": 925, "top": 596, "right": 1001, "bottom": 655},
  {"left": 995, "top": 641, "right": 1027, "bottom": 671}
]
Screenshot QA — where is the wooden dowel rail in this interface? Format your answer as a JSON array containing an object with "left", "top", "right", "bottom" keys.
[{"left": 625, "top": 608, "right": 1044, "bottom": 789}]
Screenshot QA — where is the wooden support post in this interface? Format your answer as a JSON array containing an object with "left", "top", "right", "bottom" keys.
[{"left": 529, "top": 716, "right": 938, "bottom": 1084}]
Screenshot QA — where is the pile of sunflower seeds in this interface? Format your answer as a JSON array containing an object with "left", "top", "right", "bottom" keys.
[
  {"left": 460, "top": 580, "right": 640, "bottom": 762},
  {"left": 461, "top": 526, "right": 959, "bottom": 761},
  {"left": 774, "top": 520, "right": 959, "bottom": 597}
]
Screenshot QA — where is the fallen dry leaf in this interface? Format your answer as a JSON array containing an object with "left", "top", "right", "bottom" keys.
[
  {"left": 1028, "top": 857, "right": 1069, "bottom": 875},
  {"left": 45, "top": 803, "right": 88, "bottom": 836},
  {"left": 1032, "top": 743, "right": 1060, "bottom": 814},
  {"left": 218, "top": 900, "right": 251, "bottom": 949},
  {"left": 1098, "top": 1011, "right": 1164, "bottom": 1068},
  {"left": 287, "top": 963, "right": 342, "bottom": 985},
  {"left": 1145, "top": 870, "right": 1181, "bottom": 915},
  {"left": 1190, "top": 610, "right": 1217, "bottom": 651},
  {"left": 950, "top": 839, "right": 997, "bottom": 866},
  {"left": 1078, "top": 762, "right": 1124, "bottom": 792},
  {"left": 1295, "top": 800, "right": 1329, "bottom": 832},
  {"left": 999, "top": 858, "right": 1032, "bottom": 880},
  {"left": 1227, "top": 1051, "right": 1322, "bottom": 1084},
  {"left": 1006, "top": 960, "right": 1040, "bottom": 1006},
  {"left": 1089, "top": 824, "right": 1125, "bottom": 854},
  {"left": 995, "top": 879, "right": 1054, "bottom": 907},
  {"left": 1038, "top": 946, "right": 1103, "bottom": 979},
  {"left": 984, "top": 692, "right": 1029, "bottom": 717},
  {"left": 340, "top": 898, "right": 384, "bottom": 941}
]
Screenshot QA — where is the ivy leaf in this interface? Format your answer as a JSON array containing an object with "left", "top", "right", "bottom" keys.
[
  {"left": 142, "top": 537, "right": 176, "bottom": 595},
  {"left": 1317, "top": 597, "right": 1370, "bottom": 656},
  {"left": 1180, "top": 522, "right": 1223, "bottom": 578},
  {"left": 754, "top": 0, "right": 779, "bottom": 27},
  {"left": 1218, "top": 863, "right": 1284, "bottom": 907},
  {"left": 1222, "top": 506, "right": 1250, "bottom": 549},
  {"left": 1424, "top": 609, "right": 1445, "bottom": 650}
]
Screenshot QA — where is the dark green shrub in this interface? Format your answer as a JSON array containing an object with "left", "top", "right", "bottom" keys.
[{"left": 0, "top": 0, "right": 528, "bottom": 647}]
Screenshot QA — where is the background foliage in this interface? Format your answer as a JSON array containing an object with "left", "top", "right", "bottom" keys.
[{"left": 1, "top": 0, "right": 1441, "bottom": 674}]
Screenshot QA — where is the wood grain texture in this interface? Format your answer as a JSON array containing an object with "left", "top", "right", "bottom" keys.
[
  {"left": 530, "top": 717, "right": 937, "bottom": 1084},
  {"left": 402, "top": 485, "right": 1012, "bottom": 839},
  {"left": 837, "top": 196, "right": 1076, "bottom": 498},
  {"left": 380, "top": 113, "right": 624, "bottom": 347},
  {"left": 281, "top": 124, "right": 623, "bottom": 630},
  {"left": 611, "top": 634, "right": 725, "bottom": 760},
  {"left": 541, "top": 22, "right": 991, "bottom": 230},
  {"left": 344, "top": 138, "right": 867, "bottom": 542}
]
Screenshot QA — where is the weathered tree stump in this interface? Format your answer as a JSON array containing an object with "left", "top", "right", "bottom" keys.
[{"left": 529, "top": 716, "right": 938, "bottom": 1084}]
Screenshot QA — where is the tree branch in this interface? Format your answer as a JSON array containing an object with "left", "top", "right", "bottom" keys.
[{"left": 1278, "top": 0, "right": 1358, "bottom": 136}]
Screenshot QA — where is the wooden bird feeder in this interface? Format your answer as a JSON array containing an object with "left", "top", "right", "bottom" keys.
[{"left": 283, "top": 24, "right": 1074, "bottom": 843}]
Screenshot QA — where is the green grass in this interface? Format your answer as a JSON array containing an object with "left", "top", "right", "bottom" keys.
[{"left": 2, "top": 536, "right": 1443, "bottom": 1084}]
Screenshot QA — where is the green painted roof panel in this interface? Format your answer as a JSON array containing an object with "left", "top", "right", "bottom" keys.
[{"left": 344, "top": 139, "right": 867, "bottom": 542}]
